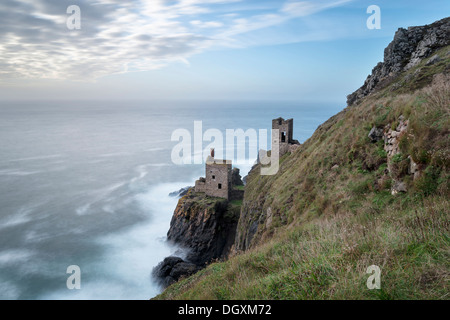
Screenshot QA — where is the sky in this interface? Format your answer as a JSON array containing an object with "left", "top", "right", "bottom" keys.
[{"left": 0, "top": 0, "right": 448, "bottom": 103}]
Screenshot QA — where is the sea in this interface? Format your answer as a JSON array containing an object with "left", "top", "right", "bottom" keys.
[{"left": 0, "top": 100, "right": 343, "bottom": 299}]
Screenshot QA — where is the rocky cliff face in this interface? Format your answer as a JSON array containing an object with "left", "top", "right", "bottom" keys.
[
  {"left": 233, "top": 167, "right": 268, "bottom": 251},
  {"left": 166, "top": 189, "right": 239, "bottom": 266},
  {"left": 347, "top": 17, "right": 450, "bottom": 106},
  {"left": 234, "top": 17, "right": 450, "bottom": 252},
  {"left": 153, "top": 189, "right": 240, "bottom": 287}
]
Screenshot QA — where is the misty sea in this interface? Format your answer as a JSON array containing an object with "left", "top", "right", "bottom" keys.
[{"left": 0, "top": 100, "right": 343, "bottom": 299}]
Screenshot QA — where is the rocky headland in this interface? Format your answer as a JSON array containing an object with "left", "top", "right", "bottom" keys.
[{"left": 153, "top": 17, "right": 449, "bottom": 299}]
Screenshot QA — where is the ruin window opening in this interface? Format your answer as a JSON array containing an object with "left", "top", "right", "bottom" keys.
[
  {"left": 212, "top": 175, "right": 215, "bottom": 180},
  {"left": 218, "top": 183, "right": 222, "bottom": 189},
  {"left": 281, "top": 131, "right": 286, "bottom": 143}
]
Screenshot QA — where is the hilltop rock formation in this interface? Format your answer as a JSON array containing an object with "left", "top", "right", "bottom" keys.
[{"left": 347, "top": 17, "right": 450, "bottom": 106}]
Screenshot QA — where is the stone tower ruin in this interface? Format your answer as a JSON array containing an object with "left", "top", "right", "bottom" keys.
[
  {"left": 272, "top": 117, "right": 300, "bottom": 156},
  {"left": 195, "top": 149, "right": 232, "bottom": 200}
]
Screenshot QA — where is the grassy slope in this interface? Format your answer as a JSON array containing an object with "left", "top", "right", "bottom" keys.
[{"left": 155, "top": 47, "right": 450, "bottom": 300}]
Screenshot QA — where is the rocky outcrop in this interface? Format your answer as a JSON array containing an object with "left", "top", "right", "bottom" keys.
[
  {"left": 152, "top": 257, "right": 200, "bottom": 288},
  {"left": 169, "top": 186, "right": 193, "bottom": 198},
  {"left": 347, "top": 17, "right": 450, "bottom": 106},
  {"left": 376, "top": 115, "right": 423, "bottom": 195},
  {"left": 368, "top": 126, "right": 384, "bottom": 142},
  {"left": 154, "top": 190, "right": 240, "bottom": 286},
  {"left": 233, "top": 166, "right": 266, "bottom": 252},
  {"left": 232, "top": 168, "right": 244, "bottom": 186},
  {"left": 166, "top": 189, "right": 239, "bottom": 266},
  {"left": 384, "top": 116, "right": 408, "bottom": 159}
]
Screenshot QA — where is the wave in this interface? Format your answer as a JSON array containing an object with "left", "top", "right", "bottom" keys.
[
  {"left": 0, "top": 202, "right": 49, "bottom": 230},
  {"left": 39, "top": 181, "right": 193, "bottom": 300},
  {"left": 0, "top": 249, "right": 34, "bottom": 266},
  {"left": 1, "top": 154, "right": 64, "bottom": 163}
]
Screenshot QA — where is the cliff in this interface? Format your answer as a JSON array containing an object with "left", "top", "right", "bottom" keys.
[
  {"left": 152, "top": 189, "right": 241, "bottom": 287},
  {"left": 167, "top": 189, "right": 240, "bottom": 266},
  {"left": 347, "top": 17, "right": 450, "bottom": 106},
  {"left": 155, "top": 18, "right": 449, "bottom": 300}
]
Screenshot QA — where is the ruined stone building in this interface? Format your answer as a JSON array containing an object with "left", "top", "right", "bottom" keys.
[
  {"left": 195, "top": 117, "right": 300, "bottom": 199},
  {"left": 272, "top": 117, "right": 300, "bottom": 156},
  {"left": 195, "top": 149, "right": 233, "bottom": 200}
]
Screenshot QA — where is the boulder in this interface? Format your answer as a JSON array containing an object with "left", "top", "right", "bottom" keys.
[
  {"left": 152, "top": 256, "right": 199, "bottom": 288},
  {"left": 368, "top": 126, "right": 384, "bottom": 142},
  {"left": 391, "top": 180, "right": 407, "bottom": 195}
]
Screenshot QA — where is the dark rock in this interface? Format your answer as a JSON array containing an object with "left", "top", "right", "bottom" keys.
[
  {"left": 152, "top": 256, "right": 199, "bottom": 288},
  {"left": 170, "top": 262, "right": 199, "bottom": 280},
  {"left": 368, "top": 126, "right": 384, "bottom": 142},
  {"left": 230, "top": 188, "right": 244, "bottom": 201},
  {"left": 153, "top": 256, "right": 183, "bottom": 278},
  {"left": 167, "top": 190, "right": 238, "bottom": 267},
  {"left": 247, "top": 221, "right": 259, "bottom": 245},
  {"left": 154, "top": 190, "right": 239, "bottom": 287},
  {"left": 232, "top": 168, "right": 244, "bottom": 186}
]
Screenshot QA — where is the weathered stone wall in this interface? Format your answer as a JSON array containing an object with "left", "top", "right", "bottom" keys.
[
  {"left": 272, "top": 117, "right": 300, "bottom": 156},
  {"left": 272, "top": 117, "right": 293, "bottom": 144},
  {"left": 205, "top": 161, "right": 232, "bottom": 199},
  {"left": 194, "top": 178, "right": 206, "bottom": 193}
]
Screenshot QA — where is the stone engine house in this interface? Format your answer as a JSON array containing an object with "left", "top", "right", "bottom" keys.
[
  {"left": 195, "top": 117, "right": 299, "bottom": 199},
  {"left": 272, "top": 117, "right": 300, "bottom": 156},
  {"left": 195, "top": 149, "right": 233, "bottom": 200}
]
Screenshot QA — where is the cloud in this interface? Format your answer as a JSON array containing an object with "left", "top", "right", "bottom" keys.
[
  {"left": 190, "top": 20, "right": 224, "bottom": 28},
  {"left": 281, "top": 0, "right": 352, "bottom": 17},
  {"left": 0, "top": 0, "right": 353, "bottom": 80}
]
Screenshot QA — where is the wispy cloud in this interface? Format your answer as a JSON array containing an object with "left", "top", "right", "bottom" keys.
[{"left": 0, "top": 0, "right": 353, "bottom": 80}]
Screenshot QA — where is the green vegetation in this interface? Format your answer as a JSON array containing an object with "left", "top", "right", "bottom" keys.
[
  {"left": 157, "top": 195, "right": 448, "bottom": 300},
  {"left": 225, "top": 200, "right": 243, "bottom": 221}
]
